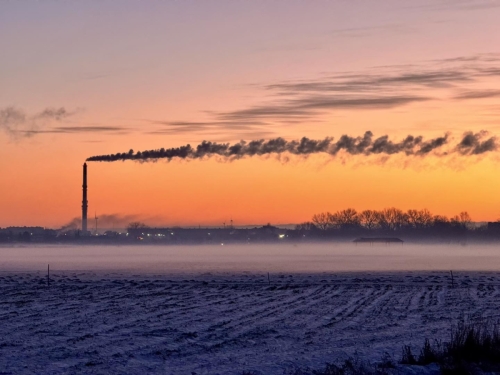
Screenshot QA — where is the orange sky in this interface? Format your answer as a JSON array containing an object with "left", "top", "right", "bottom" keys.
[{"left": 1, "top": 1, "right": 500, "bottom": 228}]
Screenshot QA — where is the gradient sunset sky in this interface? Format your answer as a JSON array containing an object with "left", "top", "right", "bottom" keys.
[{"left": 1, "top": 0, "right": 500, "bottom": 228}]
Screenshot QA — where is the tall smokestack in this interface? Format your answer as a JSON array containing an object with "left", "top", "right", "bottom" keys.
[{"left": 82, "top": 163, "right": 88, "bottom": 234}]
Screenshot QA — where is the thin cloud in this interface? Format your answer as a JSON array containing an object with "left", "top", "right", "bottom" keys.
[
  {"left": 145, "top": 119, "right": 271, "bottom": 138},
  {"left": 0, "top": 107, "right": 133, "bottom": 138},
  {"left": 218, "top": 95, "right": 431, "bottom": 121},
  {"left": 52, "top": 126, "right": 130, "bottom": 133},
  {"left": 0, "top": 106, "right": 74, "bottom": 140},
  {"left": 296, "top": 95, "right": 431, "bottom": 110},
  {"left": 329, "top": 24, "right": 417, "bottom": 38},
  {"left": 434, "top": 53, "right": 500, "bottom": 64},
  {"left": 404, "top": 0, "right": 500, "bottom": 11},
  {"left": 147, "top": 130, "right": 278, "bottom": 141},
  {"left": 266, "top": 56, "right": 500, "bottom": 96},
  {"left": 160, "top": 121, "right": 266, "bottom": 127},
  {"left": 148, "top": 128, "right": 275, "bottom": 140},
  {"left": 267, "top": 71, "right": 473, "bottom": 94},
  {"left": 150, "top": 120, "right": 267, "bottom": 131},
  {"left": 454, "top": 90, "right": 500, "bottom": 100},
  {"left": 208, "top": 131, "right": 276, "bottom": 141},
  {"left": 210, "top": 55, "right": 500, "bottom": 123},
  {"left": 218, "top": 106, "right": 320, "bottom": 120},
  {"left": 142, "top": 53, "right": 500, "bottom": 139},
  {"left": 24, "top": 126, "right": 130, "bottom": 135},
  {"left": 144, "top": 54, "right": 500, "bottom": 135}
]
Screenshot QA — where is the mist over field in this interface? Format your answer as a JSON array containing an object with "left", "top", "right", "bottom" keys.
[
  {"left": 1, "top": 243, "right": 500, "bottom": 274},
  {"left": 2, "top": 244, "right": 500, "bottom": 374}
]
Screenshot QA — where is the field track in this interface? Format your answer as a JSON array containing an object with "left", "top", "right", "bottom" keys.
[{"left": 1, "top": 271, "right": 500, "bottom": 374}]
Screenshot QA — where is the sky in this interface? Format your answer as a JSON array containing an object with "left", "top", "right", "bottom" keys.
[{"left": 1, "top": 0, "right": 500, "bottom": 229}]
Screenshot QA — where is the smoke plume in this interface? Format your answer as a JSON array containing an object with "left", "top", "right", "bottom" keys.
[
  {"left": 58, "top": 214, "right": 143, "bottom": 233},
  {"left": 455, "top": 131, "right": 498, "bottom": 155},
  {"left": 86, "top": 131, "right": 497, "bottom": 163},
  {"left": 58, "top": 217, "right": 82, "bottom": 233}
]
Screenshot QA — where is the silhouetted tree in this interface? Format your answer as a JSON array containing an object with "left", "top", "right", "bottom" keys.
[
  {"left": 312, "top": 212, "right": 332, "bottom": 230},
  {"left": 381, "top": 207, "right": 408, "bottom": 231},
  {"left": 310, "top": 207, "right": 474, "bottom": 237},
  {"left": 451, "top": 211, "right": 472, "bottom": 229},
  {"left": 432, "top": 215, "right": 450, "bottom": 231},
  {"left": 295, "top": 222, "right": 317, "bottom": 231},
  {"left": 359, "top": 210, "right": 379, "bottom": 229},
  {"left": 407, "top": 209, "right": 433, "bottom": 229},
  {"left": 335, "top": 208, "right": 360, "bottom": 229},
  {"left": 127, "top": 222, "right": 148, "bottom": 231}
]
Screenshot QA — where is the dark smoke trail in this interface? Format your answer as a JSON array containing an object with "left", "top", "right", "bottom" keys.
[
  {"left": 86, "top": 131, "right": 497, "bottom": 163},
  {"left": 455, "top": 131, "right": 498, "bottom": 155}
]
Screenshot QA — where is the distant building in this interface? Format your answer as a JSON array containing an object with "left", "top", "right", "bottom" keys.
[
  {"left": 0, "top": 227, "right": 57, "bottom": 242},
  {"left": 353, "top": 237, "right": 404, "bottom": 244},
  {"left": 126, "top": 225, "right": 290, "bottom": 243},
  {"left": 5, "top": 226, "right": 45, "bottom": 235}
]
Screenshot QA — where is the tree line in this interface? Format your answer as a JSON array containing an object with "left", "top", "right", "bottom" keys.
[{"left": 297, "top": 208, "right": 473, "bottom": 232}]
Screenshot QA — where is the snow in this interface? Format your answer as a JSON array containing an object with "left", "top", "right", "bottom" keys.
[{"left": 0, "top": 244, "right": 499, "bottom": 374}]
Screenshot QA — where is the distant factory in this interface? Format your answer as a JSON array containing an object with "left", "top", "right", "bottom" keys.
[
  {"left": 5, "top": 162, "right": 500, "bottom": 244},
  {"left": 126, "top": 224, "right": 291, "bottom": 244},
  {"left": 11, "top": 161, "right": 479, "bottom": 245},
  {"left": 0, "top": 226, "right": 57, "bottom": 242}
]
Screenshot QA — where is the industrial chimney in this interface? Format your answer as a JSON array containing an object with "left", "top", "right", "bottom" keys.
[{"left": 82, "top": 163, "right": 88, "bottom": 234}]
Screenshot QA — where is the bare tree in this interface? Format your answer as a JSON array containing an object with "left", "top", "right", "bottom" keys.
[
  {"left": 381, "top": 207, "right": 408, "bottom": 230},
  {"left": 335, "top": 208, "right": 360, "bottom": 229},
  {"left": 451, "top": 211, "right": 472, "bottom": 229},
  {"left": 312, "top": 212, "right": 331, "bottom": 230},
  {"left": 295, "top": 222, "right": 317, "bottom": 231},
  {"left": 459, "top": 211, "right": 472, "bottom": 227},
  {"left": 374, "top": 210, "right": 389, "bottom": 230},
  {"left": 311, "top": 207, "right": 473, "bottom": 234},
  {"left": 325, "top": 212, "right": 340, "bottom": 229},
  {"left": 359, "top": 210, "right": 379, "bottom": 229},
  {"left": 127, "top": 222, "right": 148, "bottom": 231},
  {"left": 433, "top": 215, "right": 450, "bottom": 225},
  {"left": 407, "top": 209, "right": 433, "bottom": 229},
  {"left": 407, "top": 209, "right": 419, "bottom": 228},
  {"left": 418, "top": 209, "right": 434, "bottom": 228}
]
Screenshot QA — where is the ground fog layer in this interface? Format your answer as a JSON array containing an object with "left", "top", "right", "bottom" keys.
[{"left": 1, "top": 243, "right": 500, "bottom": 273}]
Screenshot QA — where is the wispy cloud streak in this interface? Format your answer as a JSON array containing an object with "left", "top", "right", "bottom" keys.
[
  {"left": 218, "top": 96, "right": 430, "bottom": 121},
  {"left": 207, "top": 54, "right": 500, "bottom": 124},
  {"left": 143, "top": 54, "right": 500, "bottom": 136},
  {"left": 407, "top": 0, "right": 500, "bottom": 11},
  {"left": 454, "top": 90, "right": 500, "bottom": 100},
  {"left": 0, "top": 106, "right": 74, "bottom": 139},
  {"left": 29, "top": 126, "right": 130, "bottom": 134}
]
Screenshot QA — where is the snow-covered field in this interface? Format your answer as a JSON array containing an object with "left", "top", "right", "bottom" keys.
[{"left": 1, "top": 244, "right": 500, "bottom": 374}]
